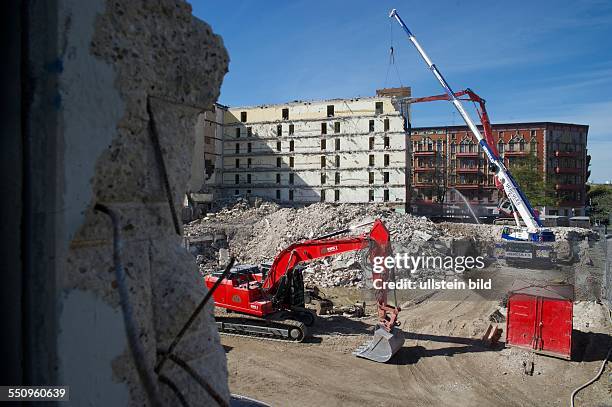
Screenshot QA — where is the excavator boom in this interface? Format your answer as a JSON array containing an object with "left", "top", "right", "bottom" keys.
[{"left": 261, "top": 238, "right": 369, "bottom": 292}]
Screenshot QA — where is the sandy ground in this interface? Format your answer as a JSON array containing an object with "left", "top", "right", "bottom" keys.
[
  {"left": 190, "top": 203, "right": 608, "bottom": 405},
  {"left": 222, "top": 278, "right": 612, "bottom": 406}
]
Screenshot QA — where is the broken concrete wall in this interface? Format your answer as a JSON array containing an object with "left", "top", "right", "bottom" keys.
[
  {"left": 189, "top": 106, "right": 227, "bottom": 202},
  {"left": 25, "top": 0, "right": 229, "bottom": 405},
  {"left": 190, "top": 113, "right": 207, "bottom": 192}
]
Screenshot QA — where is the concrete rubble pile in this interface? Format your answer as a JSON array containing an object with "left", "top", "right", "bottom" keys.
[
  {"left": 438, "top": 222, "right": 596, "bottom": 258},
  {"left": 226, "top": 202, "right": 444, "bottom": 264},
  {"left": 185, "top": 198, "right": 281, "bottom": 235},
  {"left": 184, "top": 199, "right": 595, "bottom": 288},
  {"left": 302, "top": 262, "right": 365, "bottom": 288},
  {"left": 187, "top": 200, "right": 469, "bottom": 287},
  {"left": 185, "top": 198, "right": 281, "bottom": 275}
]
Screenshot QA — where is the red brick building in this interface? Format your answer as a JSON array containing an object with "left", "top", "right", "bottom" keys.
[{"left": 410, "top": 122, "right": 589, "bottom": 217}]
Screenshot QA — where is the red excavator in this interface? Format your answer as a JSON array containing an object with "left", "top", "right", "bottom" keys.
[{"left": 204, "top": 219, "right": 404, "bottom": 363}]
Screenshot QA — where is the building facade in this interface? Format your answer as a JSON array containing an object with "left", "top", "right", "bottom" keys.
[
  {"left": 410, "top": 122, "right": 589, "bottom": 216},
  {"left": 188, "top": 103, "right": 226, "bottom": 212},
  {"left": 217, "top": 88, "right": 411, "bottom": 207}
]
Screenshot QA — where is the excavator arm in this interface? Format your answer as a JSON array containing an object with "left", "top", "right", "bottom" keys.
[
  {"left": 261, "top": 238, "right": 370, "bottom": 291},
  {"left": 261, "top": 219, "right": 400, "bottom": 333}
]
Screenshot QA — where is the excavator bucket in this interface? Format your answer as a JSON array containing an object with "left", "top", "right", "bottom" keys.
[{"left": 352, "top": 327, "right": 404, "bottom": 363}]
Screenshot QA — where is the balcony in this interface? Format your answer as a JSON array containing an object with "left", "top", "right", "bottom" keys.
[
  {"left": 503, "top": 150, "right": 529, "bottom": 157},
  {"left": 413, "top": 166, "right": 436, "bottom": 172},
  {"left": 413, "top": 184, "right": 444, "bottom": 192},
  {"left": 456, "top": 167, "right": 479, "bottom": 174},
  {"left": 555, "top": 184, "right": 582, "bottom": 191},
  {"left": 413, "top": 181, "right": 434, "bottom": 187},
  {"left": 453, "top": 184, "right": 480, "bottom": 189},
  {"left": 414, "top": 150, "right": 436, "bottom": 156},
  {"left": 555, "top": 167, "right": 581, "bottom": 174},
  {"left": 456, "top": 151, "right": 478, "bottom": 157},
  {"left": 555, "top": 151, "right": 579, "bottom": 158}
]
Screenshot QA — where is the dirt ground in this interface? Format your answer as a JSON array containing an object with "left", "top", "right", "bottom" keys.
[
  {"left": 222, "top": 267, "right": 612, "bottom": 407},
  {"left": 200, "top": 208, "right": 611, "bottom": 407}
]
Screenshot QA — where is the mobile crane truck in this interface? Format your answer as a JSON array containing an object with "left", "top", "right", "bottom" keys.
[
  {"left": 204, "top": 219, "right": 404, "bottom": 363},
  {"left": 390, "top": 9, "right": 555, "bottom": 265}
]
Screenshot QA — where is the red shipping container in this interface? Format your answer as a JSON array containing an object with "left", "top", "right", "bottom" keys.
[{"left": 506, "top": 280, "right": 573, "bottom": 359}]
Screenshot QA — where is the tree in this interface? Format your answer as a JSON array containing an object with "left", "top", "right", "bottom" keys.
[
  {"left": 587, "top": 184, "right": 612, "bottom": 224},
  {"left": 432, "top": 151, "right": 447, "bottom": 203},
  {"left": 508, "top": 155, "right": 558, "bottom": 207}
]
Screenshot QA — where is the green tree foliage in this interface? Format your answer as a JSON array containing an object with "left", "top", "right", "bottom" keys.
[
  {"left": 508, "top": 155, "right": 558, "bottom": 207},
  {"left": 587, "top": 184, "right": 612, "bottom": 224}
]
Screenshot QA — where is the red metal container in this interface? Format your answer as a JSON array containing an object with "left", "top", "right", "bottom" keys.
[{"left": 506, "top": 281, "right": 573, "bottom": 359}]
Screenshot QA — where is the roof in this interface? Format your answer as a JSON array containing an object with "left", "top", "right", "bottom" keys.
[
  {"left": 412, "top": 122, "right": 589, "bottom": 131},
  {"left": 509, "top": 280, "right": 574, "bottom": 301},
  {"left": 226, "top": 87, "right": 412, "bottom": 110}
]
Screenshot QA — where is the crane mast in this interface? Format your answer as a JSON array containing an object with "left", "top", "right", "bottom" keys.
[{"left": 389, "top": 9, "right": 553, "bottom": 242}]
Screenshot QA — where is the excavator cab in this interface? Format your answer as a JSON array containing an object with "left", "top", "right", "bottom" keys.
[{"left": 272, "top": 266, "right": 306, "bottom": 309}]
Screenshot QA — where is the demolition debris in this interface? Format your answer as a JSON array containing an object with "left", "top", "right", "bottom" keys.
[{"left": 184, "top": 198, "right": 594, "bottom": 289}]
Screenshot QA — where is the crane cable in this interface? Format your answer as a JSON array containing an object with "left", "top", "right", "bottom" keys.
[{"left": 384, "top": 19, "right": 403, "bottom": 89}]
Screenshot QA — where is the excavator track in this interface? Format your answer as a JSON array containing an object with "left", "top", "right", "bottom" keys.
[{"left": 215, "top": 316, "right": 308, "bottom": 343}]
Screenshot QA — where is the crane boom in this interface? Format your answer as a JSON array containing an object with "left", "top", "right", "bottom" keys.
[{"left": 390, "top": 9, "right": 553, "bottom": 242}]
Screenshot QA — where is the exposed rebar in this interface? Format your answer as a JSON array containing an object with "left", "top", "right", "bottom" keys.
[
  {"left": 158, "top": 374, "right": 189, "bottom": 407},
  {"left": 155, "top": 257, "right": 235, "bottom": 375},
  {"left": 147, "top": 96, "right": 181, "bottom": 236},
  {"left": 167, "top": 353, "right": 229, "bottom": 407},
  {"left": 94, "top": 203, "right": 162, "bottom": 407}
]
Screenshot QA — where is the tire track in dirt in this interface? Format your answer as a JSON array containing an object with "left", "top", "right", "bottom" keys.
[
  {"left": 393, "top": 294, "right": 515, "bottom": 406},
  {"left": 224, "top": 334, "right": 408, "bottom": 407},
  {"left": 223, "top": 289, "right": 608, "bottom": 406}
]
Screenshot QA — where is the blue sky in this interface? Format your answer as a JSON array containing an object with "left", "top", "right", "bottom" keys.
[{"left": 191, "top": 0, "right": 612, "bottom": 183}]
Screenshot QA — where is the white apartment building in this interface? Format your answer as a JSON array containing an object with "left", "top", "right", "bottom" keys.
[{"left": 217, "top": 88, "right": 411, "bottom": 208}]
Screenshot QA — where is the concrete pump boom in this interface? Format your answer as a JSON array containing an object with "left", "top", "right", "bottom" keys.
[{"left": 406, "top": 89, "right": 502, "bottom": 191}]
